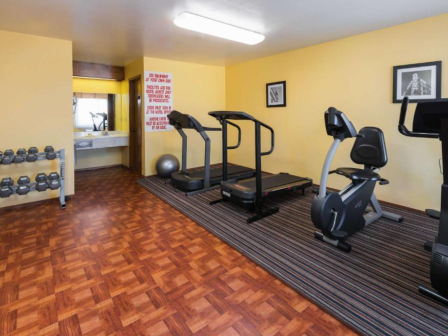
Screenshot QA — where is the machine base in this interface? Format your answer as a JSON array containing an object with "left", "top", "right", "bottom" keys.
[
  {"left": 314, "top": 231, "right": 352, "bottom": 253},
  {"left": 419, "top": 285, "right": 448, "bottom": 306},
  {"left": 426, "top": 209, "right": 441, "bottom": 219},
  {"left": 424, "top": 241, "right": 433, "bottom": 252},
  {"left": 247, "top": 207, "right": 280, "bottom": 224}
]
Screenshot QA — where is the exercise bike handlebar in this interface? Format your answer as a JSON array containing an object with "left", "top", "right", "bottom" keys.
[
  {"left": 227, "top": 121, "right": 242, "bottom": 150},
  {"left": 398, "top": 97, "right": 439, "bottom": 139},
  {"left": 259, "top": 121, "right": 275, "bottom": 156}
]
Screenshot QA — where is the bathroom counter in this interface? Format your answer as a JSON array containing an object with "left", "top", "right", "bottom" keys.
[
  {"left": 74, "top": 131, "right": 129, "bottom": 140},
  {"left": 74, "top": 131, "right": 129, "bottom": 151}
]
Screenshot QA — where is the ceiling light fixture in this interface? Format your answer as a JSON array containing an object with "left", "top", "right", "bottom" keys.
[{"left": 173, "top": 12, "right": 265, "bottom": 45}]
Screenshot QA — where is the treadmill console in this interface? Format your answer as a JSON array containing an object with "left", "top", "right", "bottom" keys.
[{"left": 399, "top": 97, "right": 448, "bottom": 138}]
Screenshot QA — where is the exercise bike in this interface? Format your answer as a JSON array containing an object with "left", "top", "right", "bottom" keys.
[
  {"left": 399, "top": 96, "right": 448, "bottom": 305},
  {"left": 311, "top": 107, "right": 403, "bottom": 252}
]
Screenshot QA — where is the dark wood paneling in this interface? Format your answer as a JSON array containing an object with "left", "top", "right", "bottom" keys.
[
  {"left": 129, "top": 76, "right": 143, "bottom": 174},
  {"left": 107, "top": 94, "right": 115, "bottom": 131},
  {"left": 73, "top": 61, "right": 125, "bottom": 81}
]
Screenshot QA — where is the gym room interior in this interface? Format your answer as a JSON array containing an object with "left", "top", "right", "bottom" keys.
[{"left": 1, "top": 1, "right": 448, "bottom": 335}]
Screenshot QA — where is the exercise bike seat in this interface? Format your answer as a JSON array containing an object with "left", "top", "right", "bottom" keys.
[{"left": 335, "top": 167, "right": 381, "bottom": 181}]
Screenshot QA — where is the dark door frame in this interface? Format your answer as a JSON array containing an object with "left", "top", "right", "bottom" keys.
[{"left": 129, "top": 75, "right": 143, "bottom": 175}]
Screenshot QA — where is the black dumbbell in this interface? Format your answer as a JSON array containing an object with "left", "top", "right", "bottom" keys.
[
  {"left": 16, "top": 176, "right": 31, "bottom": 196},
  {"left": 35, "top": 173, "right": 48, "bottom": 192},
  {"left": 0, "top": 177, "right": 14, "bottom": 198},
  {"left": 45, "top": 146, "right": 56, "bottom": 160},
  {"left": 1, "top": 150, "right": 15, "bottom": 165},
  {"left": 13, "top": 148, "right": 27, "bottom": 164},
  {"left": 0, "top": 151, "right": 3, "bottom": 163},
  {"left": 47, "top": 172, "right": 61, "bottom": 190},
  {"left": 26, "top": 147, "right": 39, "bottom": 162}
]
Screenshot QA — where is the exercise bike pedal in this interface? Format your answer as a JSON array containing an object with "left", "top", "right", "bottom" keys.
[
  {"left": 379, "top": 178, "right": 389, "bottom": 185},
  {"left": 331, "top": 230, "right": 348, "bottom": 240}
]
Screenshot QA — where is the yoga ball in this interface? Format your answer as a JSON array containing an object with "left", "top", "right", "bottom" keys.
[{"left": 155, "top": 154, "right": 180, "bottom": 178}]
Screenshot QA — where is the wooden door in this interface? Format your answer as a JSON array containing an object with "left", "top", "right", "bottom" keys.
[{"left": 129, "top": 76, "right": 143, "bottom": 174}]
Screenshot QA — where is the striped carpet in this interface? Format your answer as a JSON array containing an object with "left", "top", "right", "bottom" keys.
[{"left": 137, "top": 175, "right": 448, "bottom": 336}]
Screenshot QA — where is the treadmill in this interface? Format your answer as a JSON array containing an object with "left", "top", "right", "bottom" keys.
[
  {"left": 398, "top": 97, "right": 448, "bottom": 305},
  {"left": 167, "top": 110, "right": 255, "bottom": 196},
  {"left": 208, "top": 111, "right": 312, "bottom": 223}
]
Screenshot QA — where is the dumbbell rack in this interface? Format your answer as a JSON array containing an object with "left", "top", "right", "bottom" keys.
[{"left": 1, "top": 149, "right": 67, "bottom": 209}]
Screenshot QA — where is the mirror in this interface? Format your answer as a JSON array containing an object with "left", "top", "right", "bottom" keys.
[{"left": 73, "top": 92, "right": 124, "bottom": 132}]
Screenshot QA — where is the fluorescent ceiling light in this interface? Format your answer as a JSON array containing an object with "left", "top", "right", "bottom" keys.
[{"left": 173, "top": 12, "right": 265, "bottom": 45}]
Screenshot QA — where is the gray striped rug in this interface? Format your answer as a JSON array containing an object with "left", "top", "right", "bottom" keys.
[{"left": 137, "top": 176, "right": 448, "bottom": 336}]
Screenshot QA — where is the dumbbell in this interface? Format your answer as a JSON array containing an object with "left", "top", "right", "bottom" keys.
[
  {"left": 16, "top": 176, "right": 31, "bottom": 196},
  {"left": 47, "top": 172, "right": 61, "bottom": 190},
  {"left": 26, "top": 147, "right": 39, "bottom": 162},
  {"left": 45, "top": 146, "right": 56, "bottom": 160},
  {"left": 13, "top": 148, "right": 27, "bottom": 164},
  {"left": 35, "top": 173, "right": 48, "bottom": 192},
  {"left": 1, "top": 150, "right": 15, "bottom": 165},
  {"left": 0, "top": 177, "right": 14, "bottom": 198}
]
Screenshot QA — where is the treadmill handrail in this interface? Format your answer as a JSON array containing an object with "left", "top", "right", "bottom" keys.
[
  {"left": 208, "top": 110, "right": 275, "bottom": 155},
  {"left": 168, "top": 110, "right": 222, "bottom": 133},
  {"left": 259, "top": 121, "right": 275, "bottom": 156},
  {"left": 227, "top": 121, "right": 242, "bottom": 150},
  {"left": 398, "top": 97, "right": 439, "bottom": 139}
]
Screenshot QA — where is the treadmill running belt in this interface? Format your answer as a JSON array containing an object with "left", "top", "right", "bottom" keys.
[
  {"left": 171, "top": 165, "right": 256, "bottom": 193},
  {"left": 237, "top": 174, "right": 307, "bottom": 190},
  {"left": 188, "top": 165, "right": 253, "bottom": 179}
]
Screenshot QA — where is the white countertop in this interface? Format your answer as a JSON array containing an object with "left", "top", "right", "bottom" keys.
[{"left": 74, "top": 131, "right": 129, "bottom": 141}]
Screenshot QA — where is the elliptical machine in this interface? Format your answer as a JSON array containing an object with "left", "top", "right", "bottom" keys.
[
  {"left": 399, "top": 96, "right": 448, "bottom": 305},
  {"left": 311, "top": 107, "right": 403, "bottom": 252}
]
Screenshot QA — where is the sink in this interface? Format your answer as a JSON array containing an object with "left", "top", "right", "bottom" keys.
[
  {"left": 74, "top": 131, "right": 129, "bottom": 140},
  {"left": 74, "top": 131, "right": 129, "bottom": 150}
]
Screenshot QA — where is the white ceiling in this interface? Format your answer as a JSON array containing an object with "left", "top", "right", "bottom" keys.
[{"left": 1, "top": 0, "right": 447, "bottom": 66}]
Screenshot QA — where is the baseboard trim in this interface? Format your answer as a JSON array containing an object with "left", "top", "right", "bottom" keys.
[
  {"left": 75, "top": 164, "right": 127, "bottom": 172},
  {"left": 142, "top": 163, "right": 427, "bottom": 216}
]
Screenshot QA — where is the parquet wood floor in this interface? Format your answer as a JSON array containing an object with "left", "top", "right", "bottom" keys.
[{"left": 0, "top": 167, "right": 356, "bottom": 336}]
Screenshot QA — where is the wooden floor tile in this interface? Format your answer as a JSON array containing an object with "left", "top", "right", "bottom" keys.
[{"left": 0, "top": 167, "right": 356, "bottom": 335}]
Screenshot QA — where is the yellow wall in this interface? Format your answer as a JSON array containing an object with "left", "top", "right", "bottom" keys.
[
  {"left": 0, "top": 30, "right": 74, "bottom": 207},
  {"left": 75, "top": 148, "right": 124, "bottom": 170},
  {"left": 142, "top": 57, "right": 226, "bottom": 176},
  {"left": 226, "top": 13, "right": 448, "bottom": 211}
]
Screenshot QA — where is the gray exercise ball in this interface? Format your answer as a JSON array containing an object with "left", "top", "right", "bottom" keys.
[{"left": 155, "top": 154, "right": 180, "bottom": 178}]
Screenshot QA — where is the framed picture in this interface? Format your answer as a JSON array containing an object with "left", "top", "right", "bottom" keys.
[
  {"left": 266, "top": 81, "right": 286, "bottom": 107},
  {"left": 393, "top": 61, "right": 442, "bottom": 103}
]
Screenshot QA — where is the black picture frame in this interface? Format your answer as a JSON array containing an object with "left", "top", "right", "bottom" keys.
[
  {"left": 393, "top": 61, "right": 442, "bottom": 103},
  {"left": 266, "top": 81, "right": 286, "bottom": 108}
]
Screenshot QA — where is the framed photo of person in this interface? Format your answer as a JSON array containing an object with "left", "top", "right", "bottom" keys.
[
  {"left": 266, "top": 81, "right": 286, "bottom": 107},
  {"left": 393, "top": 61, "right": 442, "bottom": 103}
]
